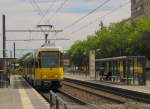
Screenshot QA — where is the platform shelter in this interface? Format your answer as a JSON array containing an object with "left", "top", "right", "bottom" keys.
[{"left": 96, "top": 56, "right": 146, "bottom": 85}]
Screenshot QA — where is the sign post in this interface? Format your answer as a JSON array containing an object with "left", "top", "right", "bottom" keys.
[{"left": 89, "top": 50, "right": 96, "bottom": 80}]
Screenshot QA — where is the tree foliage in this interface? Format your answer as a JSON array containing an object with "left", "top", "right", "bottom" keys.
[{"left": 68, "top": 16, "right": 150, "bottom": 66}]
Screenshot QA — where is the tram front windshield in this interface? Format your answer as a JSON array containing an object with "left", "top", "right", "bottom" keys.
[{"left": 40, "top": 52, "right": 59, "bottom": 68}]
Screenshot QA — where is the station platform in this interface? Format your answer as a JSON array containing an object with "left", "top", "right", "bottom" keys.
[
  {"left": 0, "top": 75, "right": 49, "bottom": 109},
  {"left": 65, "top": 73, "right": 150, "bottom": 95}
]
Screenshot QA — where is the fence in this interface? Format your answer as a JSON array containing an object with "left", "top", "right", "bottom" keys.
[
  {"left": 49, "top": 91, "right": 98, "bottom": 109},
  {"left": 50, "top": 91, "right": 68, "bottom": 109}
]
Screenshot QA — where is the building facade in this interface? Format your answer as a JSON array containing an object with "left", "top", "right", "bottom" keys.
[{"left": 131, "top": 0, "right": 150, "bottom": 19}]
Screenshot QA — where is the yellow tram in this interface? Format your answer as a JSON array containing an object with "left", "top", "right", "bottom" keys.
[{"left": 23, "top": 46, "right": 64, "bottom": 88}]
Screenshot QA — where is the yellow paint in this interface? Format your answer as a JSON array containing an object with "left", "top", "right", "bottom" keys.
[
  {"left": 119, "top": 62, "right": 124, "bottom": 79},
  {"left": 19, "top": 89, "right": 34, "bottom": 109},
  {"left": 130, "top": 67, "right": 143, "bottom": 73},
  {"left": 120, "top": 63, "right": 123, "bottom": 73},
  {"left": 35, "top": 68, "right": 64, "bottom": 80}
]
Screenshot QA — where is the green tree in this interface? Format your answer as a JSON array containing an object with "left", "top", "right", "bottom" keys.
[{"left": 68, "top": 16, "right": 150, "bottom": 66}]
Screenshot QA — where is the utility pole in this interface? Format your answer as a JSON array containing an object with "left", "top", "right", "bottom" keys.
[
  {"left": 2, "top": 15, "right": 6, "bottom": 58},
  {"left": 13, "top": 42, "right": 16, "bottom": 73},
  {"left": 45, "top": 33, "right": 48, "bottom": 43},
  {"left": 13, "top": 42, "right": 15, "bottom": 58}
]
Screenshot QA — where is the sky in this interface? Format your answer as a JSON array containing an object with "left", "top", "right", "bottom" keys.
[{"left": 0, "top": 0, "right": 131, "bottom": 58}]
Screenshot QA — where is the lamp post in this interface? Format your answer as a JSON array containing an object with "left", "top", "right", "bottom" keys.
[
  {"left": 126, "top": 38, "right": 132, "bottom": 85},
  {"left": 2, "top": 14, "right": 6, "bottom": 58},
  {"left": 13, "top": 42, "right": 16, "bottom": 59}
]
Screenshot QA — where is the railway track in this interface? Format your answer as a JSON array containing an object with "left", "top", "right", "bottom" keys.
[
  {"left": 39, "top": 90, "right": 100, "bottom": 109},
  {"left": 35, "top": 78, "right": 150, "bottom": 109},
  {"left": 64, "top": 78, "right": 150, "bottom": 103},
  {"left": 61, "top": 80, "right": 127, "bottom": 108},
  {"left": 62, "top": 81, "right": 126, "bottom": 104},
  {"left": 57, "top": 89, "right": 101, "bottom": 109}
]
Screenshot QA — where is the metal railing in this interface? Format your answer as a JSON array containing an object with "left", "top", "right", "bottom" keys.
[
  {"left": 50, "top": 91, "right": 68, "bottom": 109},
  {"left": 49, "top": 91, "right": 100, "bottom": 109}
]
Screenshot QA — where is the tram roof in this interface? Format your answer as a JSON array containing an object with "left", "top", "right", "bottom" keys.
[
  {"left": 96, "top": 56, "right": 145, "bottom": 62},
  {"left": 36, "top": 46, "right": 63, "bottom": 53}
]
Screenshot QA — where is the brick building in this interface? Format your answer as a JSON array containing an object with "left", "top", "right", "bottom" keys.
[{"left": 131, "top": 0, "right": 150, "bottom": 19}]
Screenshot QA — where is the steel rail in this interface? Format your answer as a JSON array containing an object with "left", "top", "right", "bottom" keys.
[
  {"left": 39, "top": 90, "right": 101, "bottom": 109},
  {"left": 57, "top": 90, "right": 101, "bottom": 109},
  {"left": 57, "top": 90, "right": 87, "bottom": 105},
  {"left": 62, "top": 81, "right": 125, "bottom": 104},
  {"left": 64, "top": 78, "right": 150, "bottom": 103}
]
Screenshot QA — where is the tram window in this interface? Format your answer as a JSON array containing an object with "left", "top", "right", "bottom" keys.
[{"left": 40, "top": 52, "right": 59, "bottom": 68}]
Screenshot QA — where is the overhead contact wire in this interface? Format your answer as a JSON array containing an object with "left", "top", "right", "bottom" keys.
[
  {"left": 63, "top": 0, "right": 111, "bottom": 30},
  {"left": 46, "top": 0, "right": 69, "bottom": 24},
  {"left": 67, "top": 1, "right": 130, "bottom": 36},
  {"left": 37, "top": 0, "right": 57, "bottom": 25}
]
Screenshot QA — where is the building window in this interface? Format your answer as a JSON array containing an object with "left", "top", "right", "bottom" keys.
[{"left": 145, "top": 2, "right": 148, "bottom": 6}]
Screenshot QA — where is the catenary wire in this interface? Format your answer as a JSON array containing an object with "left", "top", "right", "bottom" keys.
[
  {"left": 46, "top": 0, "right": 69, "bottom": 24},
  {"left": 63, "top": 0, "right": 111, "bottom": 30},
  {"left": 65, "top": 1, "right": 130, "bottom": 37},
  {"left": 31, "top": 0, "right": 44, "bottom": 16},
  {"left": 37, "top": 0, "right": 57, "bottom": 25}
]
